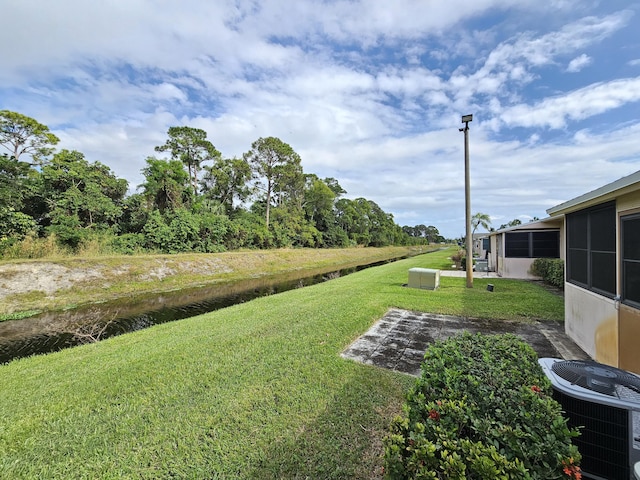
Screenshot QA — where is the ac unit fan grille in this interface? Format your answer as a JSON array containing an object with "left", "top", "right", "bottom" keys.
[
  {"left": 551, "top": 360, "right": 640, "bottom": 401},
  {"left": 552, "top": 389, "right": 630, "bottom": 480}
]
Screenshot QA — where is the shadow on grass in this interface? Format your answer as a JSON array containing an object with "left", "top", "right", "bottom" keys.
[{"left": 244, "top": 366, "right": 412, "bottom": 480}]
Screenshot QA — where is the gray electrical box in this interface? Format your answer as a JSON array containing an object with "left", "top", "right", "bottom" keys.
[{"left": 408, "top": 268, "right": 440, "bottom": 290}]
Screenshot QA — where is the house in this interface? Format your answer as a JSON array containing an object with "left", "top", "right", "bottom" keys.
[
  {"left": 547, "top": 170, "right": 640, "bottom": 374},
  {"left": 486, "top": 218, "right": 562, "bottom": 279},
  {"left": 472, "top": 233, "right": 490, "bottom": 259}
]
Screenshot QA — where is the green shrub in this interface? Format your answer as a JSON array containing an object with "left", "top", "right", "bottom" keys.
[
  {"left": 226, "top": 213, "right": 273, "bottom": 249},
  {"left": 0, "top": 207, "right": 37, "bottom": 239},
  {"left": 460, "top": 256, "right": 475, "bottom": 271},
  {"left": 197, "top": 213, "right": 230, "bottom": 252},
  {"left": 530, "top": 258, "right": 564, "bottom": 289},
  {"left": 142, "top": 210, "right": 174, "bottom": 252},
  {"left": 384, "top": 333, "right": 581, "bottom": 479},
  {"left": 321, "top": 226, "right": 350, "bottom": 248},
  {"left": 109, "top": 233, "right": 146, "bottom": 255},
  {"left": 47, "top": 213, "right": 87, "bottom": 250}
]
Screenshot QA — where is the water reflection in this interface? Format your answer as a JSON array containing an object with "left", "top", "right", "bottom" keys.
[{"left": 0, "top": 261, "right": 385, "bottom": 363}]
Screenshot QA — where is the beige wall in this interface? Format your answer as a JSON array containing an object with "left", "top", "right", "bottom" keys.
[
  {"left": 501, "top": 258, "right": 540, "bottom": 279},
  {"left": 565, "top": 283, "right": 619, "bottom": 366},
  {"left": 549, "top": 175, "right": 640, "bottom": 369},
  {"left": 616, "top": 191, "right": 640, "bottom": 372},
  {"left": 616, "top": 189, "right": 640, "bottom": 212},
  {"left": 558, "top": 219, "right": 565, "bottom": 261},
  {"left": 488, "top": 235, "right": 498, "bottom": 272},
  {"left": 562, "top": 191, "right": 640, "bottom": 368},
  {"left": 487, "top": 234, "right": 538, "bottom": 278}
]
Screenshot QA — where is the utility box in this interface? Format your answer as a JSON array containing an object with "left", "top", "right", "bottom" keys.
[
  {"left": 476, "top": 259, "right": 488, "bottom": 272},
  {"left": 408, "top": 268, "right": 440, "bottom": 290}
]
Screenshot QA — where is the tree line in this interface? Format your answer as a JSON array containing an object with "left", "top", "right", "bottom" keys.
[{"left": 0, "top": 110, "right": 444, "bottom": 257}]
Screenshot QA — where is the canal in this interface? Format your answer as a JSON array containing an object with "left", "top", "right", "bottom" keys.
[{"left": 0, "top": 258, "right": 397, "bottom": 363}]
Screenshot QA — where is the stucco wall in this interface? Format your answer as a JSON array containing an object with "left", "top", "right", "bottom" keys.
[
  {"left": 501, "top": 258, "right": 539, "bottom": 279},
  {"left": 565, "top": 283, "right": 618, "bottom": 366}
]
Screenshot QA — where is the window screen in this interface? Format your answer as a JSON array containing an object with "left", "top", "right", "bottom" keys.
[
  {"left": 505, "top": 230, "right": 559, "bottom": 258},
  {"left": 505, "top": 232, "right": 529, "bottom": 257},
  {"left": 591, "top": 251, "right": 616, "bottom": 294},
  {"left": 566, "top": 202, "right": 616, "bottom": 297},
  {"left": 532, "top": 231, "right": 560, "bottom": 257},
  {"left": 622, "top": 214, "right": 640, "bottom": 307}
]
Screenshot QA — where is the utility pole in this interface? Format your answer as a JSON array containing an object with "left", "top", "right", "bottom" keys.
[{"left": 460, "top": 114, "right": 473, "bottom": 288}]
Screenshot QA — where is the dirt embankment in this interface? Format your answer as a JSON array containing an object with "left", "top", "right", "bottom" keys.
[
  {"left": 0, "top": 258, "right": 231, "bottom": 300},
  {"left": 0, "top": 256, "right": 239, "bottom": 315},
  {"left": 0, "top": 247, "right": 419, "bottom": 315},
  {"left": 1, "top": 263, "right": 104, "bottom": 298}
]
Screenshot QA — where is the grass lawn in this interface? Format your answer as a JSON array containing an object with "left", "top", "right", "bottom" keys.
[{"left": 0, "top": 247, "right": 564, "bottom": 479}]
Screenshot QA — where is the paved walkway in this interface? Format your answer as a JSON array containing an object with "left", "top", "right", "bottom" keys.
[
  {"left": 341, "top": 308, "right": 590, "bottom": 377},
  {"left": 439, "top": 270, "right": 500, "bottom": 278}
]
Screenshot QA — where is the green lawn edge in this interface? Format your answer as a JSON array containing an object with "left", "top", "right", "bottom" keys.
[{"left": 0, "top": 248, "right": 564, "bottom": 478}]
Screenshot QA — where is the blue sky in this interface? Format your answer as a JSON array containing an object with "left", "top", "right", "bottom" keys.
[{"left": 2, "top": 0, "right": 639, "bottom": 239}]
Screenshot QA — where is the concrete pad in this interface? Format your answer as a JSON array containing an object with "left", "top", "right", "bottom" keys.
[
  {"left": 439, "top": 270, "right": 500, "bottom": 278},
  {"left": 341, "top": 308, "right": 590, "bottom": 377}
]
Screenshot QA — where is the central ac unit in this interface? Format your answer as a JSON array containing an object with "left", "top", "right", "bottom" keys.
[{"left": 539, "top": 358, "right": 640, "bottom": 480}]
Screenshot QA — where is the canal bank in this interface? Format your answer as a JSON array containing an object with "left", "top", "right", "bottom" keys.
[
  {"left": 0, "top": 246, "right": 424, "bottom": 316},
  {"left": 0, "top": 247, "right": 426, "bottom": 362}
]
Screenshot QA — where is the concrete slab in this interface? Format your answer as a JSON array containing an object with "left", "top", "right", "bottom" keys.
[
  {"left": 341, "top": 308, "right": 590, "bottom": 377},
  {"left": 440, "top": 270, "right": 500, "bottom": 278}
]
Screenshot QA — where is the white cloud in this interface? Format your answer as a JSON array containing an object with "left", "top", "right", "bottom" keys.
[
  {"left": 501, "top": 77, "right": 640, "bottom": 129},
  {"left": 266, "top": 0, "right": 539, "bottom": 45},
  {"left": 447, "top": 10, "right": 632, "bottom": 105},
  {"left": 1, "top": 2, "right": 639, "bottom": 238},
  {"left": 566, "top": 54, "right": 592, "bottom": 72}
]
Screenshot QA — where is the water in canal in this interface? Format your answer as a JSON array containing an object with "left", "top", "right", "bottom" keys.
[{"left": 0, "top": 260, "right": 393, "bottom": 363}]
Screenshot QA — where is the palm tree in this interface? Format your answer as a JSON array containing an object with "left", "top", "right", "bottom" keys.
[{"left": 472, "top": 212, "right": 492, "bottom": 234}]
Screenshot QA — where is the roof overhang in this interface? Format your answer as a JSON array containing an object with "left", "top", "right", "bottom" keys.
[{"left": 488, "top": 217, "right": 562, "bottom": 236}]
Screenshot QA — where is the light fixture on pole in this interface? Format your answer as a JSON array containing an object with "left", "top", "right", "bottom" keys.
[{"left": 460, "top": 114, "right": 473, "bottom": 288}]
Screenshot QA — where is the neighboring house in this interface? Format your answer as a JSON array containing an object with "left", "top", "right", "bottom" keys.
[
  {"left": 487, "top": 218, "right": 562, "bottom": 279},
  {"left": 472, "top": 233, "right": 490, "bottom": 259},
  {"left": 547, "top": 170, "right": 640, "bottom": 375}
]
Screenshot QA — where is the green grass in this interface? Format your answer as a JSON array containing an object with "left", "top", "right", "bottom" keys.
[
  {"left": 0, "top": 246, "right": 422, "bottom": 315},
  {"left": 0, "top": 248, "right": 564, "bottom": 478},
  {"left": 0, "top": 310, "right": 41, "bottom": 322}
]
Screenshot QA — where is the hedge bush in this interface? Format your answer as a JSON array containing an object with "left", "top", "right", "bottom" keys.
[
  {"left": 530, "top": 258, "right": 564, "bottom": 289},
  {"left": 383, "top": 333, "right": 581, "bottom": 479},
  {"left": 460, "top": 256, "right": 475, "bottom": 271}
]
